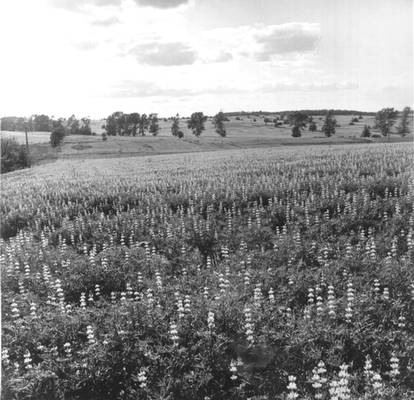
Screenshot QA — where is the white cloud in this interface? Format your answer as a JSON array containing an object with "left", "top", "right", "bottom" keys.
[{"left": 129, "top": 42, "right": 197, "bottom": 66}]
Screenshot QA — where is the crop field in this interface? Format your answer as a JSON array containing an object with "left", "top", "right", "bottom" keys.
[{"left": 1, "top": 143, "right": 414, "bottom": 399}]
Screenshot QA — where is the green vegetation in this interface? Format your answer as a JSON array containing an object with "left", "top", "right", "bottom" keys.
[
  {"left": 0, "top": 138, "right": 30, "bottom": 173},
  {"left": 1, "top": 144, "right": 413, "bottom": 399}
]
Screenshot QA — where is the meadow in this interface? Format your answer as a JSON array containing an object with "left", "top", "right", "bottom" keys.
[
  {"left": 3, "top": 113, "right": 412, "bottom": 163},
  {"left": 1, "top": 142, "right": 414, "bottom": 399}
]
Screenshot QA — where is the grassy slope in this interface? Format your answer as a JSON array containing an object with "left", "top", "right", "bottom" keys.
[{"left": 1, "top": 114, "right": 413, "bottom": 164}]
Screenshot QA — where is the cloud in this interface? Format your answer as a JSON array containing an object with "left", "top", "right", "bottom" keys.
[
  {"left": 263, "top": 81, "right": 358, "bottom": 92},
  {"left": 73, "top": 40, "right": 99, "bottom": 51},
  {"left": 108, "top": 80, "right": 243, "bottom": 98},
  {"left": 133, "top": 0, "right": 189, "bottom": 8},
  {"left": 130, "top": 42, "right": 197, "bottom": 66},
  {"left": 254, "top": 23, "right": 320, "bottom": 60},
  {"left": 51, "top": 0, "right": 121, "bottom": 12},
  {"left": 91, "top": 16, "right": 120, "bottom": 26}
]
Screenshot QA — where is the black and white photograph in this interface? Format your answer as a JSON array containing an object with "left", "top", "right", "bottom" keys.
[{"left": 0, "top": 0, "right": 413, "bottom": 399}]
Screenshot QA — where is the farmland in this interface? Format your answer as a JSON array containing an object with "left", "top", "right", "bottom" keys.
[{"left": 1, "top": 142, "right": 414, "bottom": 399}]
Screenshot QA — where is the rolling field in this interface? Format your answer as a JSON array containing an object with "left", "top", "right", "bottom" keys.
[
  {"left": 2, "top": 114, "right": 412, "bottom": 163},
  {"left": 1, "top": 142, "right": 414, "bottom": 399}
]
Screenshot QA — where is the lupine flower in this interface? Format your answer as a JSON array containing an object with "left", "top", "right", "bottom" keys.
[
  {"left": 287, "top": 375, "right": 299, "bottom": 399},
  {"left": 229, "top": 360, "right": 238, "bottom": 380},
  {"left": 138, "top": 369, "right": 147, "bottom": 388},
  {"left": 170, "top": 322, "right": 179, "bottom": 346},
  {"left": 207, "top": 311, "right": 215, "bottom": 331},
  {"left": 86, "top": 325, "right": 95, "bottom": 345},
  {"left": 23, "top": 350, "right": 32, "bottom": 370},
  {"left": 389, "top": 353, "right": 400, "bottom": 379}
]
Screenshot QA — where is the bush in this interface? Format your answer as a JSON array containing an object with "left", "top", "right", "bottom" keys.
[
  {"left": 361, "top": 125, "right": 371, "bottom": 138},
  {"left": 102, "top": 132, "right": 108, "bottom": 141},
  {"left": 50, "top": 127, "right": 65, "bottom": 147},
  {"left": 1, "top": 138, "right": 30, "bottom": 173}
]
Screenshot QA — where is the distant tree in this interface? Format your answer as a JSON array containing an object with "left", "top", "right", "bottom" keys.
[
  {"left": 309, "top": 121, "right": 317, "bottom": 131},
  {"left": 398, "top": 106, "right": 411, "bottom": 135},
  {"left": 149, "top": 114, "right": 160, "bottom": 136},
  {"left": 171, "top": 114, "right": 183, "bottom": 138},
  {"left": 50, "top": 126, "right": 65, "bottom": 147},
  {"left": 213, "top": 111, "right": 227, "bottom": 137},
  {"left": 288, "top": 112, "right": 308, "bottom": 137},
  {"left": 102, "top": 132, "right": 107, "bottom": 141},
  {"left": 102, "top": 113, "right": 118, "bottom": 136},
  {"left": 128, "top": 113, "right": 140, "bottom": 136},
  {"left": 322, "top": 110, "right": 337, "bottom": 137},
  {"left": 264, "top": 118, "right": 272, "bottom": 125},
  {"left": 187, "top": 112, "right": 207, "bottom": 137},
  {"left": 361, "top": 125, "right": 371, "bottom": 137},
  {"left": 67, "top": 115, "right": 80, "bottom": 135},
  {"left": 33, "top": 114, "right": 51, "bottom": 131},
  {"left": 138, "top": 114, "right": 149, "bottom": 136},
  {"left": 79, "top": 118, "right": 92, "bottom": 135},
  {"left": 374, "top": 108, "right": 398, "bottom": 138},
  {"left": 358, "top": 115, "right": 363, "bottom": 120}
]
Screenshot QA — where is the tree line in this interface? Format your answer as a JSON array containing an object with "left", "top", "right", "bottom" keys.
[
  {"left": 1, "top": 114, "right": 93, "bottom": 135},
  {"left": 101, "top": 111, "right": 229, "bottom": 139},
  {"left": 286, "top": 107, "right": 411, "bottom": 138}
]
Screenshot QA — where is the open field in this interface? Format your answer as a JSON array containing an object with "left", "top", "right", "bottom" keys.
[
  {"left": 4, "top": 113, "right": 412, "bottom": 164},
  {"left": 1, "top": 142, "right": 414, "bottom": 399}
]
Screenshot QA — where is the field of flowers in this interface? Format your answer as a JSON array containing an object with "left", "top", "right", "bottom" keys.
[{"left": 1, "top": 143, "right": 414, "bottom": 400}]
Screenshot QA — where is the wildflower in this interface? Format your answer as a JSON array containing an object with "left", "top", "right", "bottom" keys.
[
  {"left": 63, "top": 342, "right": 72, "bottom": 358},
  {"left": 389, "top": 353, "right": 400, "bottom": 379},
  {"left": 287, "top": 375, "right": 299, "bottom": 399},
  {"left": 23, "top": 350, "right": 32, "bottom": 370},
  {"left": 11, "top": 300, "right": 20, "bottom": 319},
  {"left": 170, "top": 322, "right": 179, "bottom": 346},
  {"left": 229, "top": 360, "right": 238, "bottom": 380},
  {"left": 80, "top": 292, "right": 86, "bottom": 309},
  {"left": 86, "top": 325, "right": 95, "bottom": 345},
  {"left": 2, "top": 348, "right": 10, "bottom": 366},
  {"left": 244, "top": 306, "right": 254, "bottom": 345},
  {"left": 207, "top": 311, "right": 215, "bottom": 331},
  {"left": 138, "top": 369, "right": 147, "bottom": 388},
  {"left": 268, "top": 287, "right": 275, "bottom": 304}
]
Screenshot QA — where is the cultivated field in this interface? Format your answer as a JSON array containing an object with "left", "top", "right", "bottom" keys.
[{"left": 1, "top": 143, "right": 413, "bottom": 399}]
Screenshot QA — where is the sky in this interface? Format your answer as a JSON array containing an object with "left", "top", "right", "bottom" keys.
[{"left": 0, "top": 0, "right": 412, "bottom": 118}]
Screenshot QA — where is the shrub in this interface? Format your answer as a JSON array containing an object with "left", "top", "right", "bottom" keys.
[
  {"left": 50, "top": 127, "right": 65, "bottom": 147},
  {"left": 361, "top": 125, "right": 371, "bottom": 137},
  {"left": 1, "top": 138, "right": 30, "bottom": 173}
]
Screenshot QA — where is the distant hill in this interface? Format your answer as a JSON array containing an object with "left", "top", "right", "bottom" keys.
[{"left": 224, "top": 110, "right": 377, "bottom": 117}]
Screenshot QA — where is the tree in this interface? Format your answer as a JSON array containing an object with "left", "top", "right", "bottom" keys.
[
  {"left": 361, "top": 125, "right": 371, "bottom": 137},
  {"left": 288, "top": 112, "right": 308, "bottom": 137},
  {"left": 322, "top": 110, "right": 337, "bottom": 137},
  {"left": 171, "top": 114, "right": 183, "bottom": 138},
  {"left": 309, "top": 121, "right": 317, "bottom": 132},
  {"left": 374, "top": 108, "right": 398, "bottom": 138},
  {"left": 397, "top": 106, "right": 411, "bottom": 135},
  {"left": 138, "top": 114, "right": 149, "bottom": 136},
  {"left": 264, "top": 117, "right": 272, "bottom": 125},
  {"left": 149, "top": 114, "right": 159, "bottom": 136},
  {"left": 79, "top": 118, "right": 92, "bottom": 135},
  {"left": 187, "top": 112, "right": 207, "bottom": 137},
  {"left": 128, "top": 113, "right": 140, "bottom": 136},
  {"left": 213, "top": 111, "right": 227, "bottom": 137},
  {"left": 67, "top": 115, "right": 80, "bottom": 135},
  {"left": 102, "top": 114, "right": 117, "bottom": 136},
  {"left": 50, "top": 126, "right": 65, "bottom": 147}
]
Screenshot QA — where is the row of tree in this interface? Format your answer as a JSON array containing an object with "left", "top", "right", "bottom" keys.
[
  {"left": 101, "top": 111, "right": 229, "bottom": 139},
  {"left": 1, "top": 114, "right": 93, "bottom": 135},
  {"left": 286, "top": 107, "right": 411, "bottom": 138},
  {"left": 102, "top": 112, "right": 159, "bottom": 136}
]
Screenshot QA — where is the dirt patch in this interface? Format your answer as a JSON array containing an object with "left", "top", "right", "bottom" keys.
[{"left": 72, "top": 144, "right": 93, "bottom": 150}]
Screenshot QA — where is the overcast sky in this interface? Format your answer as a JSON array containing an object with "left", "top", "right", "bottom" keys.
[{"left": 1, "top": 0, "right": 412, "bottom": 118}]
